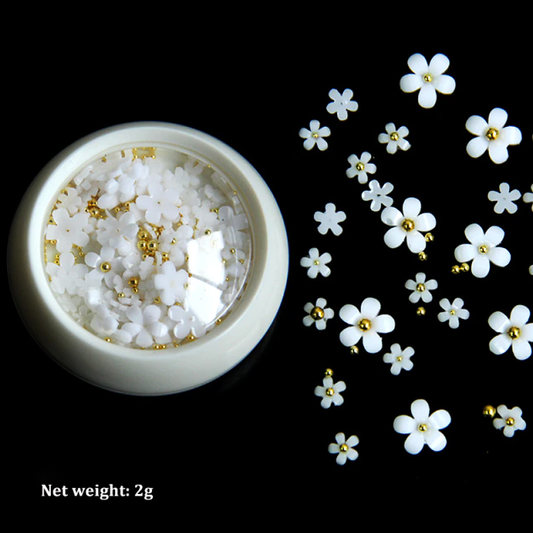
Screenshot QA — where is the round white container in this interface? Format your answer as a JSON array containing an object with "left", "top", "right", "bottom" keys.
[{"left": 8, "top": 122, "right": 289, "bottom": 395}]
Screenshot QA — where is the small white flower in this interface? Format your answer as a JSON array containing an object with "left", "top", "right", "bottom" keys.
[
  {"left": 522, "top": 184, "right": 533, "bottom": 211},
  {"left": 493, "top": 405, "right": 527, "bottom": 437},
  {"left": 57, "top": 187, "right": 82, "bottom": 215},
  {"left": 153, "top": 261, "right": 189, "bottom": 305},
  {"left": 168, "top": 304, "right": 207, "bottom": 340},
  {"left": 300, "top": 248, "right": 332, "bottom": 278},
  {"left": 466, "top": 107, "right": 522, "bottom": 164},
  {"left": 361, "top": 180, "right": 394, "bottom": 212},
  {"left": 122, "top": 304, "right": 170, "bottom": 349},
  {"left": 46, "top": 208, "right": 91, "bottom": 253},
  {"left": 314, "top": 376, "right": 346, "bottom": 409},
  {"left": 378, "top": 123, "right": 411, "bottom": 154},
  {"left": 405, "top": 272, "right": 438, "bottom": 303},
  {"left": 299, "top": 120, "right": 331, "bottom": 151},
  {"left": 45, "top": 252, "right": 88, "bottom": 295},
  {"left": 488, "top": 182, "right": 521, "bottom": 214},
  {"left": 381, "top": 197, "right": 436, "bottom": 254},
  {"left": 303, "top": 298, "right": 334, "bottom": 330},
  {"left": 339, "top": 297, "right": 395, "bottom": 354},
  {"left": 383, "top": 344, "right": 414, "bottom": 375},
  {"left": 454, "top": 223, "right": 511, "bottom": 278},
  {"left": 96, "top": 211, "right": 138, "bottom": 253},
  {"left": 84, "top": 245, "right": 121, "bottom": 288},
  {"left": 135, "top": 181, "right": 181, "bottom": 225},
  {"left": 438, "top": 298, "right": 470, "bottom": 329},
  {"left": 488, "top": 304, "right": 533, "bottom": 360},
  {"left": 400, "top": 53, "right": 456, "bottom": 108},
  {"left": 326, "top": 88, "right": 359, "bottom": 120},
  {"left": 346, "top": 152, "right": 376, "bottom": 184},
  {"left": 328, "top": 433, "right": 359, "bottom": 465},
  {"left": 393, "top": 399, "right": 451, "bottom": 455},
  {"left": 314, "top": 203, "right": 346, "bottom": 236}
]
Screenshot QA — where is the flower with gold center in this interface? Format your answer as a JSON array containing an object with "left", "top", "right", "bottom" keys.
[
  {"left": 438, "top": 298, "right": 470, "bottom": 329},
  {"left": 492, "top": 405, "right": 527, "bottom": 437},
  {"left": 299, "top": 119, "right": 331, "bottom": 151},
  {"left": 328, "top": 433, "right": 359, "bottom": 465},
  {"left": 378, "top": 122, "right": 411, "bottom": 154},
  {"left": 314, "top": 376, "right": 346, "bottom": 409},
  {"left": 383, "top": 344, "right": 415, "bottom": 375},
  {"left": 405, "top": 272, "right": 438, "bottom": 303},
  {"left": 303, "top": 298, "right": 334, "bottom": 330},
  {"left": 346, "top": 152, "right": 377, "bottom": 184},
  {"left": 300, "top": 248, "right": 332, "bottom": 278},
  {"left": 339, "top": 297, "right": 395, "bottom": 353},
  {"left": 488, "top": 304, "right": 533, "bottom": 360}
]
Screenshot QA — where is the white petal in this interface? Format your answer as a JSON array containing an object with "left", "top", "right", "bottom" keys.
[
  {"left": 403, "top": 197, "right": 421, "bottom": 218},
  {"left": 471, "top": 255, "right": 491, "bottom": 278},
  {"left": 393, "top": 415, "right": 415, "bottom": 434},
  {"left": 489, "top": 247, "right": 511, "bottom": 267},
  {"left": 418, "top": 84, "right": 437, "bottom": 108},
  {"left": 484, "top": 225, "right": 505, "bottom": 246},
  {"left": 340, "top": 326, "right": 362, "bottom": 347},
  {"left": 489, "top": 333, "right": 512, "bottom": 354},
  {"left": 488, "top": 141, "right": 509, "bottom": 164},
  {"left": 406, "top": 231, "right": 426, "bottom": 253},
  {"left": 428, "top": 53, "right": 450, "bottom": 75},
  {"left": 512, "top": 340, "right": 532, "bottom": 360},
  {"left": 501, "top": 125, "right": 522, "bottom": 146},
  {"left": 381, "top": 206, "right": 403, "bottom": 226},
  {"left": 404, "top": 432, "right": 425, "bottom": 455},
  {"left": 362, "top": 331, "right": 383, "bottom": 353},
  {"left": 429, "top": 409, "right": 451, "bottom": 430},
  {"left": 454, "top": 243, "right": 476, "bottom": 262},
  {"left": 407, "top": 53, "right": 429, "bottom": 75},
  {"left": 466, "top": 115, "right": 488, "bottom": 135},
  {"left": 373, "top": 314, "right": 395, "bottom": 334},
  {"left": 361, "top": 297, "right": 381, "bottom": 319},
  {"left": 400, "top": 73, "right": 423, "bottom": 93},
  {"left": 411, "top": 399, "right": 430, "bottom": 421},
  {"left": 433, "top": 74, "right": 456, "bottom": 94},
  {"left": 464, "top": 223, "right": 485, "bottom": 246},
  {"left": 488, "top": 107, "right": 508, "bottom": 129},
  {"left": 511, "top": 305, "right": 531, "bottom": 327},
  {"left": 467, "top": 136, "right": 489, "bottom": 158},
  {"left": 426, "top": 430, "right": 447, "bottom": 452},
  {"left": 384, "top": 227, "right": 406, "bottom": 249},
  {"left": 416, "top": 213, "right": 436, "bottom": 232},
  {"left": 339, "top": 304, "right": 361, "bottom": 325},
  {"left": 346, "top": 435, "right": 359, "bottom": 447},
  {"left": 488, "top": 311, "right": 511, "bottom": 333}
]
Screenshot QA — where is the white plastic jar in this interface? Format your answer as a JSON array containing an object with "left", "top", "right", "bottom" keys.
[{"left": 8, "top": 122, "right": 289, "bottom": 395}]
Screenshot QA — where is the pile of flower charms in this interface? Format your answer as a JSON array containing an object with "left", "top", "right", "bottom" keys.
[
  {"left": 44, "top": 148, "right": 251, "bottom": 350},
  {"left": 300, "top": 54, "right": 531, "bottom": 465}
]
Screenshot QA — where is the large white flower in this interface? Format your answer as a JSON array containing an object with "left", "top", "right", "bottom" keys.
[
  {"left": 168, "top": 304, "right": 207, "bottom": 340},
  {"left": 454, "top": 223, "right": 511, "bottom": 278},
  {"left": 328, "top": 433, "right": 359, "bottom": 465},
  {"left": 121, "top": 304, "right": 170, "bottom": 348},
  {"left": 466, "top": 107, "right": 522, "bottom": 164},
  {"left": 299, "top": 120, "right": 331, "bottom": 151},
  {"left": 393, "top": 399, "right": 451, "bottom": 455},
  {"left": 326, "top": 88, "right": 358, "bottom": 120},
  {"left": 339, "top": 297, "right": 395, "bottom": 353},
  {"left": 314, "top": 376, "right": 346, "bottom": 409},
  {"left": 400, "top": 53, "right": 456, "bottom": 108},
  {"left": 346, "top": 152, "right": 376, "bottom": 184},
  {"left": 381, "top": 197, "right": 436, "bottom": 253},
  {"left": 493, "top": 405, "right": 527, "bottom": 437},
  {"left": 378, "top": 123, "right": 411, "bottom": 154},
  {"left": 488, "top": 304, "right": 533, "bottom": 360},
  {"left": 96, "top": 211, "right": 138, "bottom": 252}
]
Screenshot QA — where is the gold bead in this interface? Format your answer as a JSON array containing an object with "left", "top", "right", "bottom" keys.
[
  {"left": 324, "top": 368, "right": 334, "bottom": 377},
  {"left": 508, "top": 326, "right": 521, "bottom": 340},
  {"left": 355, "top": 162, "right": 365, "bottom": 171},
  {"left": 396, "top": 355, "right": 403, "bottom": 362},
  {"left": 423, "top": 73, "right": 433, "bottom": 83},
  {"left": 161, "top": 252, "right": 170, "bottom": 262},
  {"left": 483, "top": 405, "right": 496, "bottom": 418},
  {"left": 100, "top": 261, "right": 112, "bottom": 272},
  {"left": 128, "top": 276, "right": 139, "bottom": 287},
  {"left": 478, "top": 244, "right": 489, "bottom": 254},
  {"left": 401, "top": 218, "right": 415, "bottom": 232},
  {"left": 350, "top": 345, "right": 359, "bottom": 355},
  {"left": 187, "top": 334, "right": 196, "bottom": 342},
  {"left": 451, "top": 264, "right": 461, "bottom": 274},
  {"left": 418, "top": 252, "right": 428, "bottom": 261},
  {"left": 416, "top": 307, "right": 426, "bottom": 316},
  {"left": 310, "top": 306, "right": 325, "bottom": 320},
  {"left": 117, "top": 292, "right": 125, "bottom": 298},
  {"left": 418, "top": 423, "right": 428, "bottom": 432},
  {"left": 486, "top": 127, "right": 499, "bottom": 141},
  {"left": 358, "top": 318, "right": 372, "bottom": 331},
  {"left": 506, "top": 417, "right": 515, "bottom": 426},
  {"left": 138, "top": 229, "right": 150, "bottom": 240},
  {"left": 416, "top": 283, "right": 426, "bottom": 292},
  {"left": 425, "top": 232, "right": 434, "bottom": 243},
  {"left": 339, "top": 443, "right": 349, "bottom": 453},
  {"left": 390, "top": 131, "right": 400, "bottom": 141},
  {"left": 147, "top": 240, "right": 158, "bottom": 252},
  {"left": 137, "top": 240, "right": 147, "bottom": 251},
  {"left": 326, "top": 387, "right": 335, "bottom": 397},
  {"left": 460, "top": 263, "right": 470, "bottom": 272}
]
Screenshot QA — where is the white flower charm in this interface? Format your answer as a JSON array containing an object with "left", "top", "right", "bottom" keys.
[
  {"left": 381, "top": 197, "right": 436, "bottom": 254},
  {"left": 153, "top": 261, "right": 189, "bottom": 305},
  {"left": 361, "top": 180, "right": 394, "bottom": 212},
  {"left": 383, "top": 344, "right": 414, "bottom": 375},
  {"left": 135, "top": 181, "right": 181, "bottom": 225},
  {"left": 328, "top": 433, "right": 359, "bottom": 465},
  {"left": 488, "top": 182, "right": 521, "bottom": 214},
  {"left": 466, "top": 107, "right": 522, "bottom": 164},
  {"left": 303, "top": 298, "right": 334, "bottom": 330},
  {"left": 326, "top": 88, "right": 359, "bottom": 121},
  {"left": 400, "top": 53, "right": 456, "bottom": 108},
  {"left": 493, "top": 405, "right": 527, "bottom": 437},
  {"left": 522, "top": 184, "right": 533, "bottom": 211},
  {"left": 300, "top": 248, "right": 332, "bottom": 278},
  {"left": 46, "top": 208, "right": 91, "bottom": 253},
  {"left": 314, "top": 203, "right": 346, "bottom": 236},
  {"left": 454, "top": 223, "right": 511, "bottom": 278},
  {"left": 393, "top": 399, "right": 451, "bottom": 455},
  {"left": 405, "top": 272, "right": 438, "bottom": 303},
  {"left": 299, "top": 120, "right": 331, "bottom": 151},
  {"left": 378, "top": 123, "right": 411, "bottom": 154},
  {"left": 314, "top": 376, "right": 346, "bottom": 409},
  {"left": 438, "top": 298, "right": 470, "bottom": 329},
  {"left": 45, "top": 252, "right": 88, "bottom": 295},
  {"left": 339, "top": 297, "right": 395, "bottom": 353},
  {"left": 346, "top": 152, "right": 376, "bottom": 184},
  {"left": 488, "top": 304, "right": 533, "bottom": 360}
]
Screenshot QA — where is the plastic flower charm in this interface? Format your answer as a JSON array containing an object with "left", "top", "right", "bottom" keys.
[
  {"left": 488, "top": 304, "right": 533, "bottom": 360},
  {"left": 299, "top": 120, "right": 331, "bottom": 151},
  {"left": 46, "top": 208, "right": 91, "bottom": 253},
  {"left": 326, "top": 88, "right": 358, "bottom": 121},
  {"left": 362, "top": 180, "right": 394, "bottom": 212},
  {"left": 400, "top": 53, "right": 456, "bottom": 108},
  {"left": 523, "top": 184, "right": 533, "bottom": 211},
  {"left": 303, "top": 298, "right": 334, "bottom": 330},
  {"left": 438, "top": 298, "right": 470, "bottom": 329},
  {"left": 314, "top": 376, "right": 346, "bottom": 409},
  {"left": 466, "top": 107, "right": 522, "bottom": 164},
  {"left": 346, "top": 152, "right": 376, "bottom": 184},
  {"left": 381, "top": 197, "right": 436, "bottom": 254},
  {"left": 488, "top": 182, "right": 521, "bottom": 214},
  {"left": 383, "top": 344, "right": 414, "bottom": 375},
  {"left": 300, "top": 248, "right": 332, "bottom": 278},
  {"left": 493, "top": 405, "right": 526, "bottom": 437},
  {"left": 405, "top": 272, "right": 438, "bottom": 303},
  {"left": 328, "top": 433, "right": 359, "bottom": 465},
  {"left": 393, "top": 399, "right": 451, "bottom": 455},
  {"left": 339, "top": 297, "right": 395, "bottom": 353},
  {"left": 314, "top": 203, "right": 346, "bottom": 236},
  {"left": 378, "top": 123, "right": 411, "bottom": 154},
  {"left": 135, "top": 181, "right": 181, "bottom": 225},
  {"left": 454, "top": 223, "right": 511, "bottom": 278},
  {"left": 153, "top": 261, "right": 189, "bottom": 305}
]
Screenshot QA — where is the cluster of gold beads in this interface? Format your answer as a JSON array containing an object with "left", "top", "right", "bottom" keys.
[
  {"left": 137, "top": 228, "right": 160, "bottom": 261},
  {"left": 85, "top": 197, "right": 107, "bottom": 219},
  {"left": 451, "top": 263, "right": 470, "bottom": 274}
]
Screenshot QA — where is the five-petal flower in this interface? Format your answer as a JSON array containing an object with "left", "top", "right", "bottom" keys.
[
  {"left": 314, "top": 376, "right": 346, "bottom": 409},
  {"left": 488, "top": 182, "right": 521, "bottom": 214},
  {"left": 361, "top": 180, "right": 394, "bottom": 212},
  {"left": 405, "top": 272, "right": 438, "bottom": 303},
  {"left": 488, "top": 304, "right": 533, "bottom": 360},
  {"left": 493, "top": 405, "right": 527, "bottom": 437},
  {"left": 326, "top": 88, "right": 359, "bottom": 120},
  {"left": 328, "top": 433, "right": 359, "bottom": 465},
  {"left": 299, "top": 120, "right": 331, "bottom": 151},
  {"left": 300, "top": 248, "right": 332, "bottom": 278},
  {"left": 438, "top": 298, "right": 470, "bottom": 329},
  {"left": 314, "top": 203, "right": 346, "bottom": 236},
  {"left": 383, "top": 344, "right": 415, "bottom": 375},
  {"left": 378, "top": 123, "right": 411, "bottom": 154},
  {"left": 339, "top": 297, "right": 395, "bottom": 353},
  {"left": 303, "top": 298, "right": 335, "bottom": 330},
  {"left": 393, "top": 399, "right": 451, "bottom": 455},
  {"left": 346, "top": 152, "right": 376, "bottom": 184}
]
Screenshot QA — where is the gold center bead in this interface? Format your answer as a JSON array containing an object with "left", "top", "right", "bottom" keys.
[
  {"left": 339, "top": 444, "right": 349, "bottom": 453},
  {"left": 486, "top": 127, "right": 499, "bottom": 141},
  {"left": 508, "top": 326, "right": 521, "bottom": 340},
  {"left": 312, "top": 132, "right": 320, "bottom": 139},
  {"left": 506, "top": 417, "right": 515, "bottom": 426},
  {"left": 423, "top": 73, "right": 433, "bottom": 83},
  {"left": 356, "top": 162, "right": 365, "bottom": 171},
  {"left": 396, "top": 355, "right": 403, "bottom": 362},
  {"left": 416, "top": 283, "right": 426, "bottom": 292},
  {"left": 100, "top": 262, "right": 112, "bottom": 272},
  {"left": 478, "top": 244, "right": 489, "bottom": 254},
  {"left": 358, "top": 318, "right": 372, "bottom": 331},
  {"left": 402, "top": 219, "right": 415, "bottom": 232},
  {"left": 326, "top": 388, "right": 335, "bottom": 397},
  {"left": 311, "top": 306, "right": 325, "bottom": 320},
  {"left": 390, "top": 132, "right": 399, "bottom": 141},
  {"left": 418, "top": 423, "right": 428, "bottom": 432}
]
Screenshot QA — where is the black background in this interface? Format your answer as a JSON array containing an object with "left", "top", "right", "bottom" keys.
[{"left": 5, "top": 11, "right": 532, "bottom": 521}]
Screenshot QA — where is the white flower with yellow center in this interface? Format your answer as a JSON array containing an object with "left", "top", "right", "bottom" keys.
[
  {"left": 381, "top": 197, "right": 436, "bottom": 254},
  {"left": 488, "top": 304, "right": 533, "bottom": 360},
  {"left": 393, "top": 399, "right": 451, "bottom": 455},
  {"left": 303, "top": 298, "right": 334, "bottom": 330},
  {"left": 466, "top": 107, "right": 522, "bottom": 164},
  {"left": 339, "top": 297, "right": 395, "bottom": 353},
  {"left": 400, "top": 53, "right": 456, "bottom": 108},
  {"left": 314, "top": 376, "right": 346, "bottom": 409},
  {"left": 299, "top": 120, "right": 331, "bottom": 151},
  {"left": 346, "top": 152, "right": 376, "bottom": 184},
  {"left": 378, "top": 123, "right": 411, "bottom": 154},
  {"left": 405, "top": 272, "right": 438, "bottom": 303},
  {"left": 454, "top": 223, "right": 511, "bottom": 278},
  {"left": 493, "top": 405, "right": 527, "bottom": 437},
  {"left": 383, "top": 344, "right": 414, "bottom": 375},
  {"left": 328, "top": 433, "right": 359, "bottom": 465},
  {"left": 300, "top": 248, "right": 332, "bottom": 278},
  {"left": 438, "top": 298, "right": 470, "bottom": 329}
]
